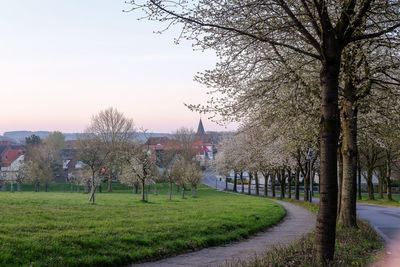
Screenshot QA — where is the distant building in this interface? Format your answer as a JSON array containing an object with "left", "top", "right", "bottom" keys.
[
  {"left": 144, "top": 119, "right": 217, "bottom": 165},
  {"left": 1, "top": 155, "right": 24, "bottom": 181},
  {"left": 0, "top": 145, "right": 24, "bottom": 168},
  {"left": 192, "top": 119, "right": 216, "bottom": 163}
]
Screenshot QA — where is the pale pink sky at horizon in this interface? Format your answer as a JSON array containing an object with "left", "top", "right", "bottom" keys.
[{"left": 0, "top": 1, "right": 237, "bottom": 135}]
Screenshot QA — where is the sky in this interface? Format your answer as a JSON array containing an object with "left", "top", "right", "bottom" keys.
[{"left": 0, "top": 0, "right": 236, "bottom": 134}]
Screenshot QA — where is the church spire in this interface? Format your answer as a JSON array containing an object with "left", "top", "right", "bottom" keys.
[{"left": 196, "top": 118, "right": 205, "bottom": 135}]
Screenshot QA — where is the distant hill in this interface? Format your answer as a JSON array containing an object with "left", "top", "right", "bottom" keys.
[
  {"left": 3, "top": 131, "right": 173, "bottom": 144},
  {"left": 3, "top": 131, "right": 78, "bottom": 143},
  {"left": 3, "top": 131, "right": 231, "bottom": 144},
  {"left": 0, "top": 135, "right": 19, "bottom": 144}
]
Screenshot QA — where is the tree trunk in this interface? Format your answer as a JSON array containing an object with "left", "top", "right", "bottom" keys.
[
  {"left": 304, "top": 162, "right": 309, "bottom": 202},
  {"left": 338, "top": 67, "right": 358, "bottom": 228},
  {"left": 17, "top": 182, "right": 21, "bottom": 192},
  {"left": 271, "top": 174, "right": 275, "bottom": 197},
  {"left": 141, "top": 180, "right": 146, "bottom": 201},
  {"left": 248, "top": 172, "right": 252, "bottom": 195},
  {"left": 225, "top": 175, "right": 228, "bottom": 190},
  {"left": 108, "top": 174, "right": 112, "bottom": 192},
  {"left": 77, "top": 185, "right": 80, "bottom": 193},
  {"left": 366, "top": 168, "right": 374, "bottom": 200},
  {"left": 35, "top": 182, "right": 40, "bottom": 192},
  {"left": 98, "top": 184, "right": 102, "bottom": 193},
  {"left": 263, "top": 172, "right": 268, "bottom": 197},
  {"left": 45, "top": 183, "right": 48, "bottom": 192},
  {"left": 313, "top": 57, "right": 340, "bottom": 263},
  {"left": 295, "top": 168, "right": 300, "bottom": 200},
  {"left": 181, "top": 184, "right": 185, "bottom": 199},
  {"left": 89, "top": 174, "right": 96, "bottom": 203},
  {"left": 255, "top": 172, "right": 259, "bottom": 196},
  {"left": 357, "top": 154, "right": 362, "bottom": 200},
  {"left": 70, "top": 182, "right": 73, "bottom": 193},
  {"left": 169, "top": 181, "right": 173, "bottom": 200},
  {"left": 233, "top": 171, "right": 237, "bottom": 192},
  {"left": 10, "top": 183, "right": 14, "bottom": 192},
  {"left": 378, "top": 170, "right": 384, "bottom": 199},
  {"left": 386, "top": 150, "right": 393, "bottom": 201},
  {"left": 280, "top": 169, "right": 285, "bottom": 199}
]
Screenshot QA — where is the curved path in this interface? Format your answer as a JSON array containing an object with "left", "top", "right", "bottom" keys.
[{"left": 133, "top": 195, "right": 316, "bottom": 266}]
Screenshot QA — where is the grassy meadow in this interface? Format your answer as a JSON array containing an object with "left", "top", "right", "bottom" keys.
[{"left": 0, "top": 183, "right": 285, "bottom": 266}]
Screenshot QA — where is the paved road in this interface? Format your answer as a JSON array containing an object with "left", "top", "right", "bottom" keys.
[
  {"left": 133, "top": 194, "right": 315, "bottom": 266},
  {"left": 204, "top": 171, "right": 400, "bottom": 246}
]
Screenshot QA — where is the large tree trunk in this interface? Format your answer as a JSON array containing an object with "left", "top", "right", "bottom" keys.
[
  {"left": 313, "top": 58, "right": 340, "bottom": 263},
  {"left": 233, "top": 171, "right": 237, "bottom": 192},
  {"left": 386, "top": 150, "right": 393, "bottom": 201},
  {"left": 108, "top": 174, "right": 112, "bottom": 192},
  {"left": 255, "top": 172, "right": 259, "bottom": 196},
  {"left": 17, "top": 182, "right": 21, "bottom": 192},
  {"left": 295, "top": 168, "right": 300, "bottom": 200},
  {"left": 338, "top": 59, "right": 358, "bottom": 228}
]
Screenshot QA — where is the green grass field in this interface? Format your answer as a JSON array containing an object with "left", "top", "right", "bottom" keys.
[{"left": 0, "top": 183, "right": 285, "bottom": 267}]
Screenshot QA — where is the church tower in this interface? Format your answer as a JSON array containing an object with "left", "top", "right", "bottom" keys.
[
  {"left": 194, "top": 118, "right": 210, "bottom": 143},
  {"left": 196, "top": 118, "right": 205, "bottom": 135}
]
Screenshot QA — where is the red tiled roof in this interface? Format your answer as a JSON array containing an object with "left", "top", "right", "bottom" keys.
[{"left": 1, "top": 149, "right": 24, "bottom": 166}]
